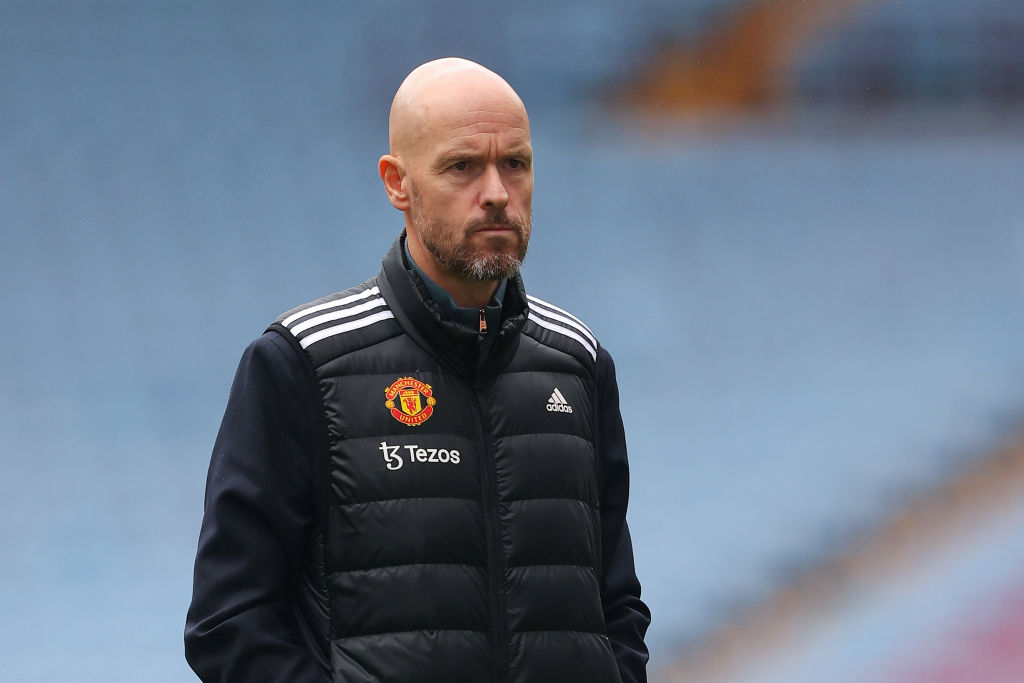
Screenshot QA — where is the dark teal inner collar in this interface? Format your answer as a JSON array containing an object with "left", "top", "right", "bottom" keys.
[{"left": 403, "top": 239, "right": 505, "bottom": 335}]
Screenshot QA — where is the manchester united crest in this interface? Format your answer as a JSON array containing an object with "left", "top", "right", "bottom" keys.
[{"left": 384, "top": 376, "right": 436, "bottom": 426}]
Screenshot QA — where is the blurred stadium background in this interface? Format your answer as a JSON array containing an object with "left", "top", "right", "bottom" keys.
[{"left": 2, "top": 1, "right": 1023, "bottom": 681}]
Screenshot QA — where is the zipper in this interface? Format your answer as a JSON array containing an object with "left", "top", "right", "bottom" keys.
[
  {"left": 469, "top": 382, "right": 506, "bottom": 682},
  {"left": 478, "top": 307, "right": 487, "bottom": 334}
]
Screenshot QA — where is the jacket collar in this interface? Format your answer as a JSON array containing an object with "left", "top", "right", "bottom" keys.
[{"left": 377, "top": 232, "right": 528, "bottom": 378}]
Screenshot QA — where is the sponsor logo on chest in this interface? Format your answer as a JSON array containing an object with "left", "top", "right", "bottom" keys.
[{"left": 378, "top": 441, "right": 460, "bottom": 471}]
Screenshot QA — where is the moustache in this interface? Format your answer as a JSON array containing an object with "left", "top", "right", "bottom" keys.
[{"left": 467, "top": 215, "right": 528, "bottom": 234}]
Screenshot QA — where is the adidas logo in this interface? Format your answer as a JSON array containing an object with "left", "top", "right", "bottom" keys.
[{"left": 546, "top": 388, "right": 574, "bottom": 413}]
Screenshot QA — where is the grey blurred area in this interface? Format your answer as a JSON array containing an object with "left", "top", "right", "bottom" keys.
[{"left": 2, "top": 1, "right": 1023, "bottom": 681}]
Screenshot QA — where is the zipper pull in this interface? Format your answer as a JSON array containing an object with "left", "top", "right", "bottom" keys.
[{"left": 478, "top": 307, "right": 487, "bottom": 334}]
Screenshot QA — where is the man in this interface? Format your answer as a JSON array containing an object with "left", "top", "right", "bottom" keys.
[{"left": 185, "top": 58, "right": 650, "bottom": 683}]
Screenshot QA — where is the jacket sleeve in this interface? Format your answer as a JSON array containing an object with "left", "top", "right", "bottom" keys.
[
  {"left": 184, "top": 331, "right": 325, "bottom": 683},
  {"left": 596, "top": 346, "right": 652, "bottom": 683}
]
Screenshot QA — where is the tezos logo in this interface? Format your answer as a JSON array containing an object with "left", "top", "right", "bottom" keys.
[{"left": 379, "top": 441, "right": 461, "bottom": 471}]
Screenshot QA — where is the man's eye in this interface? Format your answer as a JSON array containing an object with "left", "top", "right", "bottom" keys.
[
  {"left": 507, "top": 159, "right": 521, "bottom": 169},
  {"left": 451, "top": 160, "right": 469, "bottom": 171}
]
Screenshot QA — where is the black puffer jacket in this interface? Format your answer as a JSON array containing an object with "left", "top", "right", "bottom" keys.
[{"left": 185, "top": 236, "right": 650, "bottom": 683}]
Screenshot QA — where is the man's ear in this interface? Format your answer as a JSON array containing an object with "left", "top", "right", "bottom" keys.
[{"left": 379, "top": 155, "right": 410, "bottom": 211}]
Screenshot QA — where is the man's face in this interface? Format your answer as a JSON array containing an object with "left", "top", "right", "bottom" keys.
[{"left": 405, "top": 95, "right": 533, "bottom": 281}]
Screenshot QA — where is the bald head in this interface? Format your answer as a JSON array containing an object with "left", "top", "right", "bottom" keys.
[
  {"left": 378, "top": 59, "right": 534, "bottom": 308},
  {"left": 388, "top": 58, "right": 529, "bottom": 159}
]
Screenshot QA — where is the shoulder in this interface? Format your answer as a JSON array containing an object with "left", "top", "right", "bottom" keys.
[
  {"left": 268, "top": 277, "right": 402, "bottom": 366},
  {"left": 523, "top": 293, "right": 599, "bottom": 365},
  {"left": 242, "top": 329, "right": 309, "bottom": 376}
]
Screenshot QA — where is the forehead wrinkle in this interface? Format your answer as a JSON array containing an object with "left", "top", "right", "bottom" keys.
[
  {"left": 426, "top": 109, "right": 531, "bottom": 159},
  {"left": 398, "top": 108, "right": 527, "bottom": 165},
  {"left": 448, "top": 105, "right": 528, "bottom": 120},
  {"left": 444, "top": 124, "right": 530, "bottom": 141},
  {"left": 433, "top": 144, "right": 532, "bottom": 168},
  {"left": 435, "top": 104, "right": 529, "bottom": 129},
  {"left": 433, "top": 131, "right": 531, "bottom": 158}
]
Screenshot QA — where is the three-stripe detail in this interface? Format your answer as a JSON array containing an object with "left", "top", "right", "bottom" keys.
[
  {"left": 283, "top": 288, "right": 595, "bottom": 357},
  {"left": 282, "top": 286, "right": 394, "bottom": 349},
  {"left": 527, "top": 295, "right": 597, "bottom": 361}
]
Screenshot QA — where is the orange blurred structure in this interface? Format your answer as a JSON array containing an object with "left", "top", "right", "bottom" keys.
[{"left": 619, "top": 0, "right": 875, "bottom": 113}]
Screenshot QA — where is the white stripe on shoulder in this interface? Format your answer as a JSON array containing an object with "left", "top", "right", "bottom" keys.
[
  {"left": 299, "top": 310, "right": 395, "bottom": 350},
  {"left": 282, "top": 286, "right": 381, "bottom": 328},
  {"left": 527, "top": 295, "right": 594, "bottom": 333},
  {"left": 527, "top": 295, "right": 597, "bottom": 349},
  {"left": 530, "top": 315, "right": 597, "bottom": 361},
  {"left": 290, "top": 297, "right": 388, "bottom": 336}
]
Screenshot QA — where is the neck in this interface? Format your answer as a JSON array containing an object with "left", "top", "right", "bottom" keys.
[{"left": 431, "top": 274, "right": 500, "bottom": 309}]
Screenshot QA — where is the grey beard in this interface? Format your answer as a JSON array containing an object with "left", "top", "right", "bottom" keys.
[
  {"left": 431, "top": 245, "right": 523, "bottom": 281},
  {"left": 416, "top": 216, "right": 530, "bottom": 282}
]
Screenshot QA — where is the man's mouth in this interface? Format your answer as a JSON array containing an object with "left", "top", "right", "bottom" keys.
[{"left": 473, "top": 219, "right": 517, "bottom": 233}]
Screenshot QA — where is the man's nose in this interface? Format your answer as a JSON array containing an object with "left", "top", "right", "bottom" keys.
[{"left": 479, "top": 163, "right": 509, "bottom": 210}]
